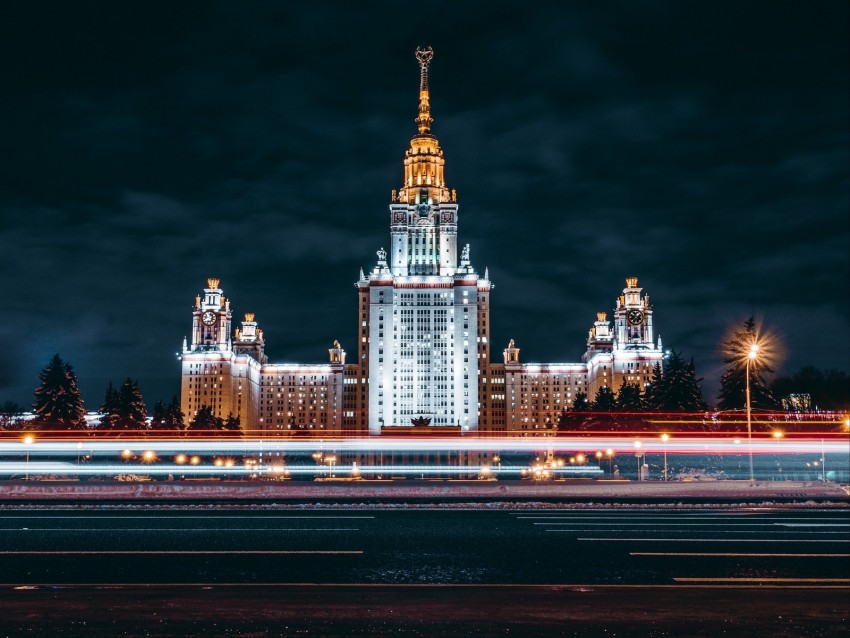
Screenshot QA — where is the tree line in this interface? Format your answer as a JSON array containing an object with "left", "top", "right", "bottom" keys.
[{"left": 0, "top": 353, "right": 239, "bottom": 432}]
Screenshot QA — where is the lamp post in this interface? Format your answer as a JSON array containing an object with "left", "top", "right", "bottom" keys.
[
  {"left": 745, "top": 343, "right": 759, "bottom": 483},
  {"left": 660, "top": 433, "right": 669, "bottom": 481},
  {"left": 23, "top": 435, "right": 33, "bottom": 481},
  {"left": 634, "top": 441, "right": 643, "bottom": 481}
]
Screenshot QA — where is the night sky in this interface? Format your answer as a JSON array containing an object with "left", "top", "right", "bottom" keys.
[{"left": 1, "top": 2, "right": 847, "bottom": 410}]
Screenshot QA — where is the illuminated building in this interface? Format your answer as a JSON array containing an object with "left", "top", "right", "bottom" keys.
[{"left": 179, "top": 49, "right": 663, "bottom": 434}]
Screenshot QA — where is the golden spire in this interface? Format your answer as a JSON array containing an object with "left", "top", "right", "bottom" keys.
[
  {"left": 396, "top": 47, "right": 452, "bottom": 206},
  {"left": 207, "top": 277, "right": 220, "bottom": 289},
  {"left": 415, "top": 46, "right": 434, "bottom": 134}
]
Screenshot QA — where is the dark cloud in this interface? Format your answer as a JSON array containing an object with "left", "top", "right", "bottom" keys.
[{"left": 0, "top": 1, "right": 847, "bottom": 407}]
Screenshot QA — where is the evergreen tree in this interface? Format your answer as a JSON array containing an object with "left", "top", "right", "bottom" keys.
[
  {"left": 644, "top": 362, "right": 665, "bottom": 411},
  {"left": 222, "top": 412, "right": 241, "bottom": 432},
  {"left": 592, "top": 386, "right": 616, "bottom": 411},
  {"left": 718, "top": 318, "right": 778, "bottom": 410},
  {"left": 32, "top": 354, "right": 87, "bottom": 430},
  {"left": 115, "top": 378, "right": 147, "bottom": 430},
  {"left": 189, "top": 404, "right": 221, "bottom": 430},
  {"left": 615, "top": 380, "right": 645, "bottom": 411},
  {"left": 658, "top": 351, "right": 707, "bottom": 412},
  {"left": 99, "top": 381, "right": 119, "bottom": 429},
  {"left": 165, "top": 396, "right": 185, "bottom": 430},
  {"left": 151, "top": 400, "right": 167, "bottom": 430},
  {"left": 572, "top": 392, "right": 590, "bottom": 411}
]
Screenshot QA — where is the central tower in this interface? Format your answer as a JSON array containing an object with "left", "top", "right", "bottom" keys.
[{"left": 357, "top": 48, "right": 492, "bottom": 434}]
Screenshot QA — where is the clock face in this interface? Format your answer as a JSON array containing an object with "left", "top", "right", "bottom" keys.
[
  {"left": 627, "top": 309, "right": 644, "bottom": 326},
  {"left": 202, "top": 310, "right": 217, "bottom": 326}
]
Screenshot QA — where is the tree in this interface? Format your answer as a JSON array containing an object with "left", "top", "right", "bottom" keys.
[
  {"left": 717, "top": 318, "right": 778, "bottom": 410},
  {"left": 153, "top": 396, "right": 185, "bottom": 431},
  {"left": 32, "top": 354, "right": 87, "bottom": 430},
  {"left": 100, "top": 378, "right": 147, "bottom": 430},
  {"left": 770, "top": 367, "right": 850, "bottom": 411},
  {"left": 222, "top": 412, "right": 241, "bottom": 432},
  {"left": 572, "top": 392, "right": 590, "bottom": 411},
  {"left": 644, "top": 362, "right": 665, "bottom": 410},
  {"left": 188, "top": 404, "right": 221, "bottom": 431},
  {"left": 116, "top": 378, "right": 148, "bottom": 430},
  {"left": 99, "top": 382, "right": 119, "bottom": 429},
  {"left": 615, "top": 380, "right": 645, "bottom": 411},
  {"left": 656, "top": 351, "right": 706, "bottom": 412},
  {"left": 592, "top": 386, "right": 616, "bottom": 412}
]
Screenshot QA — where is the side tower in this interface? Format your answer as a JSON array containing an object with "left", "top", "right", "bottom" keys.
[
  {"left": 585, "top": 277, "right": 663, "bottom": 399},
  {"left": 357, "top": 48, "right": 492, "bottom": 434},
  {"left": 180, "top": 277, "right": 237, "bottom": 423}
]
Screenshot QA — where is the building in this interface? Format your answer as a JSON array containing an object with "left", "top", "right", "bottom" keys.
[{"left": 179, "top": 48, "right": 664, "bottom": 435}]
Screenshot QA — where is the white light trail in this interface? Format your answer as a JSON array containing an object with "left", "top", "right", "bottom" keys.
[{"left": 0, "top": 436, "right": 847, "bottom": 455}]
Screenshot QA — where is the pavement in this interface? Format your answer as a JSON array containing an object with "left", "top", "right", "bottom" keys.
[{"left": 0, "top": 479, "right": 847, "bottom": 502}]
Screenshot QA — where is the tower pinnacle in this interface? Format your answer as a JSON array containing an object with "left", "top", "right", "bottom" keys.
[
  {"left": 396, "top": 47, "right": 451, "bottom": 205},
  {"left": 415, "top": 46, "right": 434, "bottom": 134}
]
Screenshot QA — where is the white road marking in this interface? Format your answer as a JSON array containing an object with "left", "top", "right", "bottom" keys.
[
  {"left": 777, "top": 523, "right": 850, "bottom": 527},
  {"left": 3, "top": 528, "right": 360, "bottom": 532},
  {"left": 0, "top": 516, "right": 374, "bottom": 519},
  {"left": 0, "top": 550, "right": 362, "bottom": 555},
  {"left": 631, "top": 552, "right": 850, "bottom": 557},
  {"left": 578, "top": 538, "right": 850, "bottom": 542},
  {"left": 547, "top": 530, "right": 848, "bottom": 534},
  {"left": 533, "top": 522, "right": 841, "bottom": 526}
]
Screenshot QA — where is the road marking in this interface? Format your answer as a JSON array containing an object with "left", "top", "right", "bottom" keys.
[
  {"left": 0, "top": 516, "right": 375, "bottom": 520},
  {"left": 533, "top": 521, "right": 850, "bottom": 527},
  {"left": 674, "top": 577, "right": 850, "bottom": 583},
  {"left": 5, "top": 527, "right": 362, "bottom": 533},
  {"left": 548, "top": 530, "right": 848, "bottom": 534},
  {"left": 778, "top": 523, "right": 850, "bottom": 527},
  {"left": 0, "top": 550, "right": 362, "bottom": 555},
  {"left": 631, "top": 552, "right": 850, "bottom": 557},
  {"left": 578, "top": 538, "right": 850, "bottom": 542}
]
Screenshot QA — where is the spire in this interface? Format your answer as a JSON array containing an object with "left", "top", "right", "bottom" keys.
[
  {"left": 396, "top": 47, "right": 451, "bottom": 206},
  {"left": 415, "top": 46, "right": 434, "bottom": 134}
]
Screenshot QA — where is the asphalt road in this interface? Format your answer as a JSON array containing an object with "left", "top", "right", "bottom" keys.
[{"left": 0, "top": 504, "right": 847, "bottom": 636}]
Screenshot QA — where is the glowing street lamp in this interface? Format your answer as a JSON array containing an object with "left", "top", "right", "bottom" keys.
[
  {"left": 745, "top": 342, "right": 760, "bottom": 483},
  {"left": 605, "top": 448, "right": 614, "bottom": 474},
  {"left": 660, "top": 433, "right": 669, "bottom": 481},
  {"left": 634, "top": 441, "right": 643, "bottom": 481},
  {"left": 23, "top": 435, "right": 34, "bottom": 480}
]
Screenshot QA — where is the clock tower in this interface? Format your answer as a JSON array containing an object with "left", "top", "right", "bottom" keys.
[
  {"left": 613, "top": 277, "right": 654, "bottom": 350},
  {"left": 189, "top": 277, "right": 233, "bottom": 352}
]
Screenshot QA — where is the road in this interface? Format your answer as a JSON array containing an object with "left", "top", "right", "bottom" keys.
[{"left": 0, "top": 504, "right": 847, "bottom": 636}]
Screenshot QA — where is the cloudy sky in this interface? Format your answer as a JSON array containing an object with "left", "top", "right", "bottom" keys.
[{"left": 1, "top": 1, "right": 847, "bottom": 409}]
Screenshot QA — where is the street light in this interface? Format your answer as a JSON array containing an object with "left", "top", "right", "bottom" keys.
[
  {"left": 634, "top": 441, "right": 643, "bottom": 481},
  {"left": 660, "top": 433, "right": 669, "bottom": 481},
  {"left": 745, "top": 343, "right": 759, "bottom": 483},
  {"left": 23, "top": 435, "right": 33, "bottom": 480},
  {"left": 605, "top": 448, "right": 614, "bottom": 475}
]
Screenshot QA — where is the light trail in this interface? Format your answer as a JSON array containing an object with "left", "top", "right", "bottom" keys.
[
  {"left": 0, "top": 462, "right": 602, "bottom": 477},
  {"left": 0, "top": 435, "right": 847, "bottom": 455}
]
